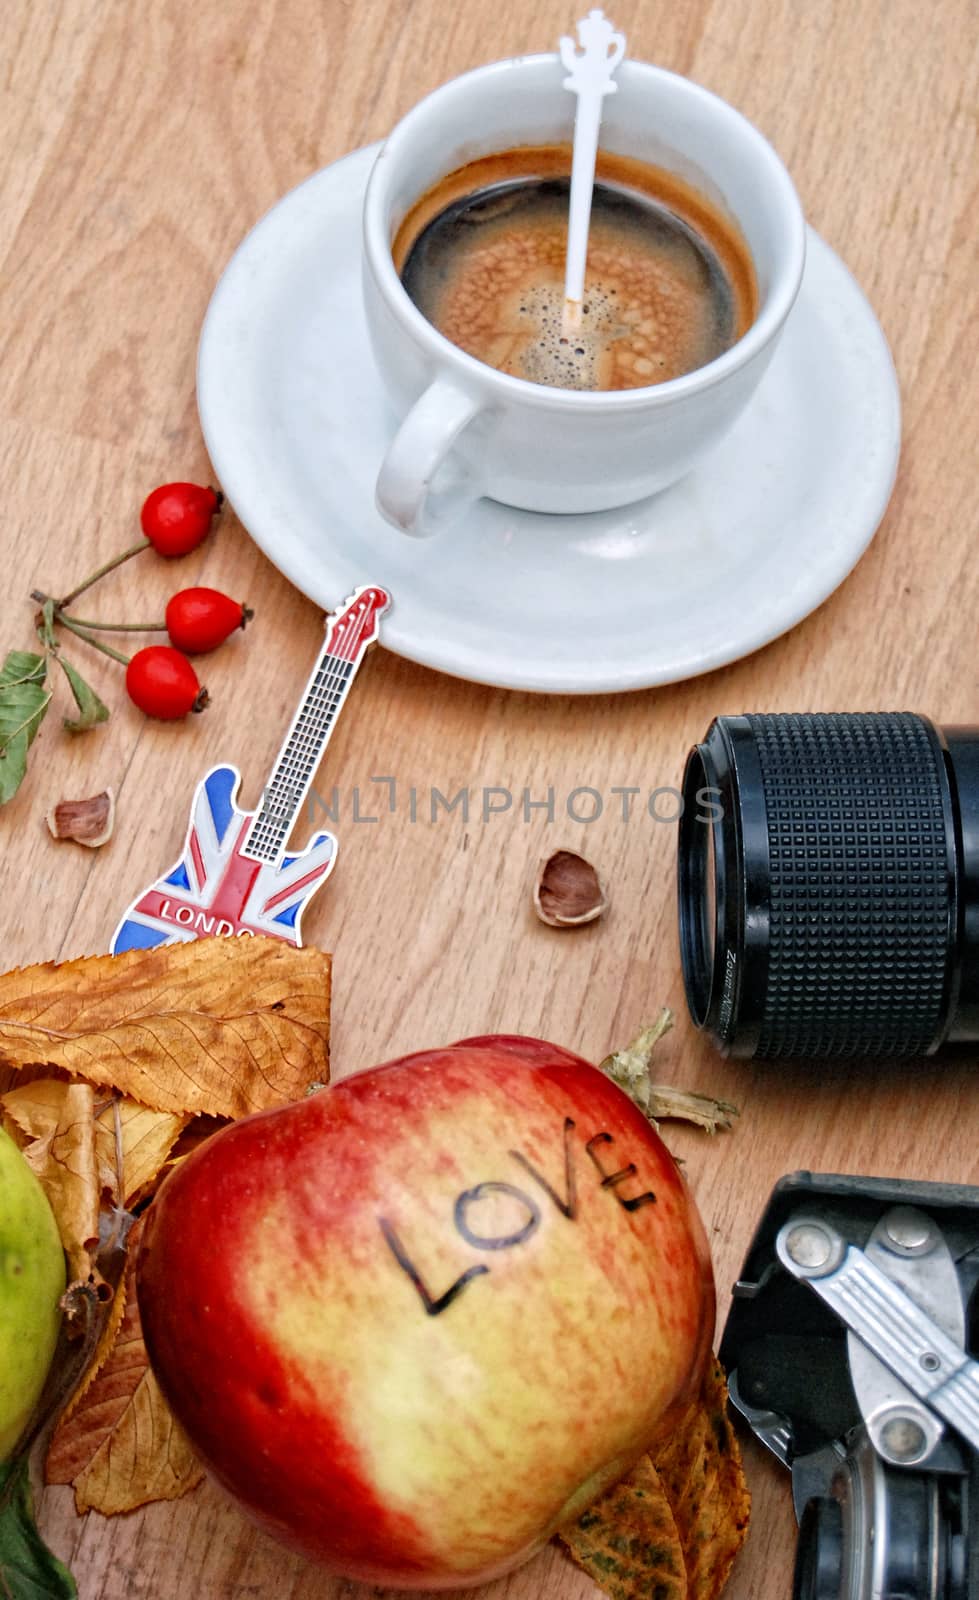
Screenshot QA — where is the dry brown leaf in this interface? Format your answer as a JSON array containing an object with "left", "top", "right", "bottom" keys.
[
  {"left": 4, "top": 1079, "right": 100, "bottom": 1280},
  {"left": 93, "top": 1098, "right": 190, "bottom": 1208},
  {"left": 3, "top": 1078, "right": 189, "bottom": 1293},
  {"left": 5, "top": 1078, "right": 192, "bottom": 1208},
  {"left": 149, "top": 1113, "right": 229, "bottom": 1190},
  {"left": 559, "top": 1455, "right": 687, "bottom": 1600},
  {"left": 560, "top": 1358, "right": 749, "bottom": 1600},
  {"left": 2, "top": 1077, "right": 83, "bottom": 1143},
  {"left": 5, "top": 940, "right": 329, "bottom": 1516},
  {"left": 46, "top": 1220, "right": 204, "bottom": 1514},
  {"left": 167, "top": 1113, "right": 228, "bottom": 1160},
  {"left": 653, "top": 1359, "right": 751, "bottom": 1600},
  {"left": 0, "top": 937, "right": 331, "bottom": 1117},
  {"left": 59, "top": 1267, "right": 129, "bottom": 1425},
  {"left": 1, "top": 1109, "right": 28, "bottom": 1147}
]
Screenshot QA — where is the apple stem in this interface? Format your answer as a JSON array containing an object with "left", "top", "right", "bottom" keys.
[
  {"left": 598, "top": 1012, "right": 739, "bottom": 1134},
  {"left": 642, "top": 1084, "right": 739, "bottom": 1134}
]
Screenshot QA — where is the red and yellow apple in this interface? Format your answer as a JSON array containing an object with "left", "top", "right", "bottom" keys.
[{"left": 137, "top": 1035, "right": 714, "bottom": 1587}]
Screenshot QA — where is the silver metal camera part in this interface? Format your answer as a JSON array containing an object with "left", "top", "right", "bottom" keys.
[{"left": 721, "top": 1174, "right": 979, "bottom": 1598}]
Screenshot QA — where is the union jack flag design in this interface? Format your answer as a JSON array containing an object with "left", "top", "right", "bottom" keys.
[
  {"left": 111, "top": 585, "right": 390, "bottom": 955},
  {"left": 111, "top": 765, "right": 337, "bottom": 952}
]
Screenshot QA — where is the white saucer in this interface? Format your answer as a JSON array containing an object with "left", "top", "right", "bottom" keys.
[{"left": 198, "top": 144, "right": 900, "bottom": 694}]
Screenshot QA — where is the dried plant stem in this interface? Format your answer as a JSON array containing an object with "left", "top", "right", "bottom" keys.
[
  {"left": 599, "top": 1012, "right": 739, "bottom": 1134},
  {"left": 59, "top": 614, "right": 165, "bottom": 633},
  {"left": 56, "top": 616, "right": 130, "bottom": 666},
  {"left": 56, "top": 540, "right": 149, "bottom": 609}
]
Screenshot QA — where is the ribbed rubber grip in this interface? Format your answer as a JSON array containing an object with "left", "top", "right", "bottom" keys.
[{"left": 747, "top": 714, "right": 952, "bottom": 1059}]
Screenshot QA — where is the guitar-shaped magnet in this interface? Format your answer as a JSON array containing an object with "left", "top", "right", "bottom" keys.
[{"left": 112, "top": 585, "right": 390, "bottom": 953}]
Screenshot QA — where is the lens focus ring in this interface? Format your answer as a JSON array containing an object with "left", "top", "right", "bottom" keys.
[{"left": 747, "top": 713, "right": 952, "bottom": 1059}]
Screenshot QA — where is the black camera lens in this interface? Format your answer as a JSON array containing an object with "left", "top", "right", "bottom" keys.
[
  {"left": 677, "top": 713, "right": 979, "bottom": 1059},
  {"left": 794, "top": 1498, "right": 843, "bottom": 1600},
  {"left": 795, "top": 1461, "right": 969, "bottom": 1600}
]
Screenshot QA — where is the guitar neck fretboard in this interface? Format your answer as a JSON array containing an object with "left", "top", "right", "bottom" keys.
[{"left": 242, "top": 653, "right": 353, "bottom": 862}]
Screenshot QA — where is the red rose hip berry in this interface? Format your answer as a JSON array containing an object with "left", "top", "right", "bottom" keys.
[
  {"left": 165, "top": 588, "right": 252, "bottom": 654},
  {"left": 140, "top": 483, "right": 223, "bottom": 558},
  {"left": 126, "top": 646, "right": 208, "bottom": 719}
]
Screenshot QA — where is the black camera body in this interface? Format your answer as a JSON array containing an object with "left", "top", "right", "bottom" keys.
[{"left": 720, "top": 1173, "right": 979, "bottom": 1598}]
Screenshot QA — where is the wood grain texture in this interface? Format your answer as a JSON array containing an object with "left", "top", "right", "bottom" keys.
[{"left": 1, "top": 0, "right": 977, "bottom": 1593}]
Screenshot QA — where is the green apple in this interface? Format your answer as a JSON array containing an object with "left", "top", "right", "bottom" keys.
[{"left": 0, "top": 1127, "right": 66, "bottom": 1460}]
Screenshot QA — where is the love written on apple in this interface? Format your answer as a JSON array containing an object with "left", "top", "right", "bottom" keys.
[{"left": 137, "top": 1034, "right": 715, "bottom": 1589}]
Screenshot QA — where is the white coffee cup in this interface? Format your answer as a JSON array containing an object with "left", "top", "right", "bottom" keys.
[{"left": 363, "top": 55, "right": 806, "bottom": 537}]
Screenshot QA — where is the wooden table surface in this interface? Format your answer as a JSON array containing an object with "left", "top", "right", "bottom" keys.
[{"left": 2, "top": 0, "right": 977, "bottom": 1594}]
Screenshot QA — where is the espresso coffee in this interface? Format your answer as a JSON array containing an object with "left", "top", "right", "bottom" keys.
[{"left": 393, "top": 146, "right": 757, "bottom": 392}]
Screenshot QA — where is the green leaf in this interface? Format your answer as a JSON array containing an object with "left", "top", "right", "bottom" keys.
[
  {"left": 0, "top": 652, "right": 51, "bottom": 805},
  {"left": 0, "top": 653, "right": 49, "bottom": 747},
  {"left": 56, "top": 656, "right": 110, "bottom": 734},
  {"left": 0, "top": 1457, "right": 77, "bottom": 1599}
]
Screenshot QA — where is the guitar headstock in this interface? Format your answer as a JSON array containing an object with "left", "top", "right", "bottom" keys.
[{"left": 326, "top": 586, "right": 392, "bottom": 662}]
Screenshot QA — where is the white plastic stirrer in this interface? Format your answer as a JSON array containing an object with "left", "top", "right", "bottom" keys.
[{"left": 559, "top": 9, "right": 627, "bottom": 330}]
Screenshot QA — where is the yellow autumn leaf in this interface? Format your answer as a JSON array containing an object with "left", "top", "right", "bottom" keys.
[
  {"left": 2, "top": 1077, "right": 84, "bottom": 1143},
  {"left": 46, "top": 1220, "right": 203, "bottom": 1514},
  {"left": 2, "top": 1078, "right": 189, "bottom": 1279},
  {"left": 4, "top": 1080, "right": 101, "bottom": 1281},
  {"left": 70, "top": 1361, "right": 203, "bottom": 1517},
  {"left": 1, "top": 1110, "right": 28, "bottom": 1147},
  {"left": 93, "top": 1098, "right": 190, "bottom": 1209},
  {"left": 560, "top": 1358, "right": 750, "bottom": 1600},
  {"left": 3, "top": 938, "right": 333, "bottom": 1519},
  {"left": 559, "top": 1454, "right": 688, "bottom": 1600},
  {"left": 0, "top": 937, "right": 331, "bottom": 1116},
  {"left": 652, "top": 1359, "right": 751, "bottom": 1600}
]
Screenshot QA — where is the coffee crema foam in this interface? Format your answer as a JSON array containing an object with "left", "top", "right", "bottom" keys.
[{"left": 394, "top": 148, "right": 757, "bottom": 393}]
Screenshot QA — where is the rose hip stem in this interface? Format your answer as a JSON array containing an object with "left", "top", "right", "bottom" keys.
[
  {"left": 57, "top": 614, "right": 166, "bottom": 632},
  {"left": 29, "top": 592, "right": 165, "bottom": 633},
  {"left": 56, "top": 615, "right": 132, "bottom": 666},
  {"left": 55, "top": 539, "right": 150, "bottom": 610}
]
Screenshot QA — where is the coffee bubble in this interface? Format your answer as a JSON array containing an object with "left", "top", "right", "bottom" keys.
[{"left": 398, "top": 169, "right": 748, "bottom": 392}]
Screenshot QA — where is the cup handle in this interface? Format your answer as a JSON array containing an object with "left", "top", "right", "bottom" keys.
[{"left": 376, "top": 377, "right": 485, "bottom": 537}]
